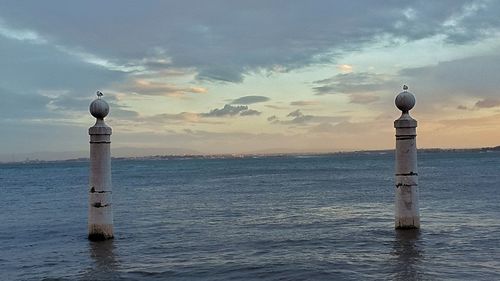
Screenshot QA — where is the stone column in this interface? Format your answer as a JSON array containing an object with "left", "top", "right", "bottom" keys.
[
  {"left": 88, "top": 91, "right": 114, "bottom": 240},
  {"left": 394, "top": 85, "right": 420, "bottom": 229}
]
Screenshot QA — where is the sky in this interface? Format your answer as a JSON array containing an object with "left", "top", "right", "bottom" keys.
[{"left": 1, "top": 0, "right": 500, "bottom": 160}]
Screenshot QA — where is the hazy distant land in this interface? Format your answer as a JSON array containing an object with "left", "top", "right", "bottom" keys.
[{"left": 2, "top": 146, "right": 500, "bottom": 164}]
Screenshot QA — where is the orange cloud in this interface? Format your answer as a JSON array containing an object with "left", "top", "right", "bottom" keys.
[
  {"left": 337, "top": 64, "right": 353, "bottom": 73},
  {"left": 122, "top": 79, "right": 208, "bottom": 97}
]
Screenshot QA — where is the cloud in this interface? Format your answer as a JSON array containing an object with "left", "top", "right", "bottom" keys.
[
  {"left": 0, "top": 88, "right": 53, "bottom": 118},
  {"left": 142, "top": 112, "right": 205, "bottom": 124},
  {"left": 0, "top": 22, "right": 128, "bottom": 126},
  {"left": 201, "top": 104, "right": 261, "bottom": 117},
  {"left": 239, "top": 109, "right": 261, "bottom": 116},
  {"left": 287, "top": 109, "right": 303, "bottom": 118},
  {"left": 312, "top": 54, "right": 500, "bottom": 110},
  {"left": 308, "top": 122, "right": 336, "bottom": 133},
  {"left": 374, "top": 54, "right": 500, "bottom": 114},
  {"left": 231, "top": 95, "right": 270, "bottom": 105},
  {"left": 111, "top": 108, "right": 140, "bottom": 119},
  {"left": 399, "top": 55, "right": 500, "bottom": 98},
  {"left": 44, "top": 92, "right": 141, "bottom": 119},
  {"left": 337, "top": 64, "right": 353, "bottom": 73},
  {"left": 125, "top": 111, "right": 224, "bottom": 128},
  {"left": 0, "top": 35, "right": 125, "bottom": 92},
  {"left": 46, "top": 93, "right": 95, "bottom": 112},
  {"left": 474, "top": 98, "right": 500, "bottom": 109},
  {"left": 270, "top": 109, "right": 347, "bottom": 126},
  {"left": 437, "top": 113, "right": 500, "bottom": 128},
  {"left": 290, "top": 100, "right": 319, "bottom": 106},
  {"left": 265, "top": 104, "right": 289, "bottom": 110},
  {"left": 0, "top": 19, "right": 47, "bottom": 44},
  {"left": 440, "top": 1, "right": 494, "bottom": 44},
  {"left": 313, "top": 72, "right": 394, "bottom": 95},
  {"left": 3, "top": 2, "right": 500, "bottom": 156},
  {"left": 349, "top": 93, "right": 380, "bottom": 104},
  {"left": 120, "top": 79, "right": 207, "bottom": 97},
  {"left": 288, "top": 115, "right": 314, "bottom": 124},
  {"left": 109, "top": 102, "right": 263, "bottom": 126},
  {"left": 2, "top": 1, "right": 499, "bottom": 82},
  {"left": 284, "top": 109, "right": 316, "bottom": 124},
  {"left": 267, "top": 115, "right": 278, "bottom": 122},
  {"left": 267, "top": 109, "right": 314, "bottom": 125},
  {"left": 312, "top": 72, "right": 388, "bottom": 105}
]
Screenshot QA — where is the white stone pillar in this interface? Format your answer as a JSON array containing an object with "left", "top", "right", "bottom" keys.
[
  {"left": 88, "top": 91, "right": 114, "bottom": 240},
  {"left": 394, "top": 85, "right": 420, "bottom": 229}
]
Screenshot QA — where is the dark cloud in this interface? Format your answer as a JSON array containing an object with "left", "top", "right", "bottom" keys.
[
  {"left": 2, "top": 1, "right": 500, "bottom": 156},
  {"left": 231, "top": 95, "right": 270, "bottom": 105},
  {"left": 475, "top": 98, "right": 500, "bottom": 109},
  {"left": 267, "top": 115, "right": 277, "bottom": 122},
  {"left": 290, "top": 100, "right": 319, "bottom": 106},
  {"left": 313, "top": 72, "right": 393, "bottom": 95},
  {"left": 399, "top": 55, "right": 500, "bottom": 101},
  {"left": 270, "top": 109, "right": 346, "bottom": 126},
  {"left": 47, "top": 92, "right": 137, "bottom": 118},
  {"left": 289, "top": 115, "right": 314, "bottom": 124},
  {"left": 0, "top": 36, "right": 125, "bottom": 92},
  {"left": 282, "top": 109, "right": 313, "bottom": 124},
  {"left": 312, "top": 54, "right": 500, "bottom": 109},
  {"left": 201, "top": 104, "right": 261, "bottom": 117},
  {"left": 47, "top": 94, "right": 91, "bottom": 112},
  {"left": 287, "top": 109, "right": 304, "bottom": 118},
  {"left": 2, "top": 1, "right": 496, "bottom": 82},
  {"left": 202, "top": 104, "right": 248, "bottom": 117},
  {"left": 0, "top": 88, "right": 54, "bottom": 118},
  {"left": 239, "top": 109, "right": 261, "bottom": 116},
  {"left": 0, "top": 31, "right": 126, "bottom": 123},
  {"left": 119, "top": 103, "right": 262, "bottom": 124}
]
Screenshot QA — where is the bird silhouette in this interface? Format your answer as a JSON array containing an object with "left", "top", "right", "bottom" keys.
[
  {"left": 96, "top": 91, "right": 103, "bottom": 98},
  {"left": 403, "top": 85, "right": 408, "bottom": 91}
]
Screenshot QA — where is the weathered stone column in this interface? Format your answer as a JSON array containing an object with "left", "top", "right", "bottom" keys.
[
  {"left": 88, "top": 91, "right": 114, "bottom": 240},
  {"left": 394, "top": 85, "right": 420, "bottom": 229}
]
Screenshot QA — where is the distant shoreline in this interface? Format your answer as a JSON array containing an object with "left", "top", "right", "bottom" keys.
[{"left": 2, "top": 146, "right": 499, "bottom": 165}]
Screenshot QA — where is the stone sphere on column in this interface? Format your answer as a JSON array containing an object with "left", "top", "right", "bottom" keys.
[
  {"left": 395, "top": 85, "right": 415, "bottom": 113},
  {"left": 90, "top": 98, "right": 110, "bottom": 119}
]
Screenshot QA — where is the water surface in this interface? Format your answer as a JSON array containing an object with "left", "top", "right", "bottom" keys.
[{"left": 1, "top": 151, "right": 500, "bottom": 280}]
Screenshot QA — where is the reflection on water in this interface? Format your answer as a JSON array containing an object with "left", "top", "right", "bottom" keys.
[
  {"left": 392, "top": 229, "right": 423, "bottom": 281},
  {"left": 81, "top": 240, "right": 120, "bottom": 280},
  {"left": 90, "top": 240, "right": 118, "bottom": 272}
]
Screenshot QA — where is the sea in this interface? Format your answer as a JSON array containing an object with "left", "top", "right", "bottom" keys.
[{"left": 1, "top": 150, "right": 500, "bottom": 280}]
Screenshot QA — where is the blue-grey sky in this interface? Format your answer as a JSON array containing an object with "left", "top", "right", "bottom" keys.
[{"left": 1, "top": 1, "right": 500, "bottom": 160}]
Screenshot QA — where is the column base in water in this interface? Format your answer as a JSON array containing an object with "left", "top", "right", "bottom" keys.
[
  {"left": 395, "top": 218, "right": 420, "bottom": 229},
  {"left": 88, "top": 224, "right": 114, "bottom": 241},
  {"left": 395, "top": 177, "right": 420, "bottom": 229},
  {"left": 88, "top": 194, "right": 113, "bottom": 241}
]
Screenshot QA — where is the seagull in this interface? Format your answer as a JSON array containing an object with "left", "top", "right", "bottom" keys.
[{"left": 96, "top": 91, "right": 103, "bottom": 99}]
